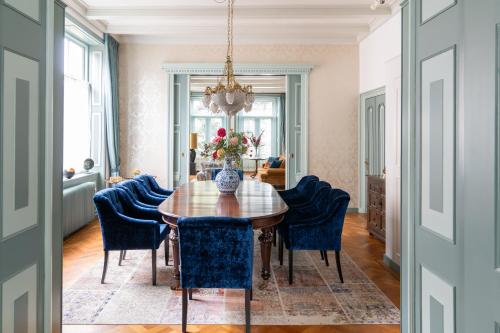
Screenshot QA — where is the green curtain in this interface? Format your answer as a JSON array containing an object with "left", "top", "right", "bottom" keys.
[
  {"left": 279, "top": 93, "right": 286, "bottom": 154},
  {"left": 104, "top": 34, "right": 120, "bottom": 175}
]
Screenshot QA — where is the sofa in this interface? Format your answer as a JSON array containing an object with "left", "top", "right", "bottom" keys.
[{"left": 258, "top": 156, "right": 286, "bottom": 188}]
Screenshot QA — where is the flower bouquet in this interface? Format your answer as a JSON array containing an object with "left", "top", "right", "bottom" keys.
[
  {"left": 249, "top": 130, "right": 264, "bottom": 157},
  {"left": 201, "top": 127, "right": 249, "bottom": 194}
]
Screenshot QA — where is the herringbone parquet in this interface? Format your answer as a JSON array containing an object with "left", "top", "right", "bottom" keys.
[{"left": 62, "top": 214, "right": 400, "bottom": 333}]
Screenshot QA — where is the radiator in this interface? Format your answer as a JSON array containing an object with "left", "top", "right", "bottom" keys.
[{"left": 63, "top": 181, "right": 96, "bottom": 237}]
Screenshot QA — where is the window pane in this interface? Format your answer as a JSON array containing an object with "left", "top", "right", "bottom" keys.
[
  {"left": 63, "top": 78, "right": 90, "bottom": 170},
  {"left": 245, "top": 100, "right": 274, "bottom": 117},
  {"left": 64, "top": 39, "right": 85, "bottom": 80},
  {"left": 192, "top": 118, "right": 207, "bottom": 148},
  {"left": 259, "top": 118, "right": 273, "bottom": 158}
]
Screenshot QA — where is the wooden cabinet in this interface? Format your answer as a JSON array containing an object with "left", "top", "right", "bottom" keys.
[{"left": 367, "top": 176, "right": 385, "bottom": 241}]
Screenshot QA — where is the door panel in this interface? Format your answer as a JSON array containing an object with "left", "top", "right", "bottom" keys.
[
  {"left": 172, "top": 74, "right": 189, "bottom": 187},
  {"left": 286, "top": 74, "right": 304, "bottom": 188},
  {"left": 365, "top": 94, "right": 385, "bottom": 176},
  {"left": 0, "top": 0, "right": 47, "bottom": 332}
]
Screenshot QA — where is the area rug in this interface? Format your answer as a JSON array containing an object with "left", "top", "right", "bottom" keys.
[{"left": 63, "top": 236, "right": 400, "bottom": 325}]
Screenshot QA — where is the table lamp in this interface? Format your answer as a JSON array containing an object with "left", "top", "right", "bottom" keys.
[{"left": 189, "top": 133, "right": 198, "bottom": 175}]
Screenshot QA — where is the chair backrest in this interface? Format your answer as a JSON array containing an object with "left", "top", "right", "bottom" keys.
[
  {"left": 135, "top": 174, "right": 156, "bottom": 191},
  {"left": 93, "top": 188, "right": 127, "bottom": 233},
  {"left": 308, "top": 181, "right": 331, "bottom": 201},
  {"left": 177, "top": 217, "right": 254, "bottom": 289},
  {"left": 211, "top": 168, "right": 244, "bottom": 181},
  {"left": 326, "top": 188, "right": 351, "bottom": 239},
  {"left": 118, "top": 180, "right": 148, "bottom": 199},
  {"left": 296, "top": 175, "right": 320, "bottom": 192}
]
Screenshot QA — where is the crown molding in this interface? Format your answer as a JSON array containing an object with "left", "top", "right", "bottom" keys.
[{"left": 161, "top": 63, "right": 314, "bottom": 75}]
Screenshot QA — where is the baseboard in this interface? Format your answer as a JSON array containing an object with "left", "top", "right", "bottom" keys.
[
  {"left": 347, "top": 208, "right": 359, "bottom": 213},
  {"left": 383, "top": 254, "right": 400, "bottom": 274}
]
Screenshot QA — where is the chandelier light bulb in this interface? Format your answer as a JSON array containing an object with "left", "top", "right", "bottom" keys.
[
  {"left": 202, "top": 93, "right": 211, "bottom": 108},
  {"left": 226, "top": 91, "right": 235, "bottom": 105},
  {"left": 210, "top": 102, "right": 219, "bottom": 113},
  {"left": 245, "top": 104, "right": 253, "bottom": 112}
]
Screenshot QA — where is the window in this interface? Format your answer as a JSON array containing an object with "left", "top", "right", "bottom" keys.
[
  {"left": 63, "top": 36, "right": 91, "bottom": 171},
  {"left": 190, "top": 95, "right": 227, "bottom": 152},
  {"left": 237, "top": 95, "right": 282, "bottom": 158}
]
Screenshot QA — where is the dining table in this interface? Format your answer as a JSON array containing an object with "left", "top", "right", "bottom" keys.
[{"left": 158, "top": 180, "right": 289, "bottom": 289}]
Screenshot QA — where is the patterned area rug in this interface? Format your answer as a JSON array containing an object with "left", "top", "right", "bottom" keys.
[{"left": 63, "top": 236, "right": 400, "bottom": 325}]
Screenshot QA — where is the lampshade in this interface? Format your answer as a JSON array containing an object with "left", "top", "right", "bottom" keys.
[{"left": 190, "top": 133, "right": 198, "bottom": 150}]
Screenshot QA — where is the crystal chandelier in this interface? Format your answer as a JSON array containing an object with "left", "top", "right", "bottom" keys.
[{"left": 202, "top": 0, "right": 255, "bottom": 117}]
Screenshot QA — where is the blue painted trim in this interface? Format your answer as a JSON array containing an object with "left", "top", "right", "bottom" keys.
[
  {"left": 384, "top": 254, "right": 401, "bottom": 274},
  {"left": 162, "top": 63, "right": 313, "bottom": 75}
]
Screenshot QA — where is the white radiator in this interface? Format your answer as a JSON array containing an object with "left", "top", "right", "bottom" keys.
[{"left": 63, "top": 181, "right": 96, "bottom": 237}]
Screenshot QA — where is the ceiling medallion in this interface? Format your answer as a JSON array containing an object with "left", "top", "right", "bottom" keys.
[{"left": 202, "top": 0, "right": 255, "bottom": 117}]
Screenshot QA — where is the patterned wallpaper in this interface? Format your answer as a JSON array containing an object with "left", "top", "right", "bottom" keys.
[{"left": 118, "top": 44, "right": 360, "bottom": 207}]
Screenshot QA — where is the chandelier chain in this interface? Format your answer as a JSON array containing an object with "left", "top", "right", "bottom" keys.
[{"left": 227, "top": 0, "right": 233, "bottom": 60}]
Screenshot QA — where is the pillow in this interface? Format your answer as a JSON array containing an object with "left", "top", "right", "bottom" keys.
[
  {"left": 270, "top": 160, "right": 282, "bottom": 168},
  {"left": 267, "top": 156, "right": 279, "bottom": 163}
]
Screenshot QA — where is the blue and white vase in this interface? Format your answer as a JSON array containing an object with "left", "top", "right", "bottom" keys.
[{"left": 215, "top": 157, "right": 240, "bottom": 195}]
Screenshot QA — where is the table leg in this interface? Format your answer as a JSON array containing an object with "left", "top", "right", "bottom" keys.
[
  {"left": 170, "top": 228, "right": 180, "bottom": 290},
  {"left": 259, "top": 228, "right": 273, "bottom": 280}
]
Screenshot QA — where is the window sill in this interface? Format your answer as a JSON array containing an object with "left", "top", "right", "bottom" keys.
[{"left": 63, "top": 171, "right": 99, "bottom": 189}]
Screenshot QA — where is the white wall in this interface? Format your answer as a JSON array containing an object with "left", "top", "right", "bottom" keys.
[
  {"left": 359, "top": 12, "right": 401, "bottom": 93},
  {"left": 359, "top": 13, "right": 402, "bottom": 266}
]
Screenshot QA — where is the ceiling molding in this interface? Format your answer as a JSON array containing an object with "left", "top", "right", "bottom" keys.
[{"left": 162, "top": 63, "right": 313, "bottom": 75}]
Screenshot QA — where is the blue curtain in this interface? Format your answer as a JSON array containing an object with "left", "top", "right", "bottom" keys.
[{"left": 104, "top": 34, "right": 120, "bottom": 176}]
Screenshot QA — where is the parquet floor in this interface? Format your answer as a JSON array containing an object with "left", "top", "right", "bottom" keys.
[{"left": 63, "top": 213, "right": 400, "bottom": 333}]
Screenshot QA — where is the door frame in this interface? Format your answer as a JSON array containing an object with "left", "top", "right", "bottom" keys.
[
  {"left": 358, "top": 86, "right": 385, "bottom": 213},
  {"left": 162, "top": 63, "right": 313, "bottom": 189}
]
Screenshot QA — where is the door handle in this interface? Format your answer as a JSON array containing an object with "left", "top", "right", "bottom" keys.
[
  {"left": 289, "top": 153, "right": 294, "bottom": 159},
  {"left": 181, "top": 152, "right": 185, "bottom": 158}
]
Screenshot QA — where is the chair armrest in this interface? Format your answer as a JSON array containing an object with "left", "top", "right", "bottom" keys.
[
  {"left": 266, "top": 168, "right": 285, "bottom": 175},
  {"left": 126, "top": 203, "right": 162, "bottom": 222}
]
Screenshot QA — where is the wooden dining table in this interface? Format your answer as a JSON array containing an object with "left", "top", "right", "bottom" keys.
[{"left": 158, "top": 180, "right": 288, "bottom": 288}]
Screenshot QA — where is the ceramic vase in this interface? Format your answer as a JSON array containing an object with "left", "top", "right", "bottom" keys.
[{"left": 215, "top": 157, "right": 240, "bottom": 195}]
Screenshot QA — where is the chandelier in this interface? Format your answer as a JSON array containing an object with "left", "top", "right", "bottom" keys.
[{"left": 202, "top": 0, "right": 255, "bottom": 117}]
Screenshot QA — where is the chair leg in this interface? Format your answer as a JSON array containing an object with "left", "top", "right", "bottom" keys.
[
  {"left": 122, "top": 250, "right": 127, "bottom": 260},
  {"left": 182, "top": 288, "right": 188, "bottom": 333},
  {"left": 320, "top": 251, "right": 324, "bottom": 260},
  {"left": 250, "top": 288, "right": 253, "bottom": 301},
  {"left": 324, "top": 251, "right": 330, "bottom": 267},
  {"left": 245, "top": 289, "right": 251, "bottom": 333},
  {"left": 279, "top": 234, "right": 284, "bottom": 266},
  {"left": 188, "top": 288, "right": 193, "bottom": 300},
  {"left": 152, "top": 249, "right": 157, "bottom": 286},
  {"left": 272, "top": 227, "right": 277, "bottom": 247},
  {"left": 118, "top": 250, "right": 123, "bottom": 266},
  {"left": 335, "top": 250, "right": 344, "bottom": 283},
  {"left": 101, "top": 250, "right": 109, "bottom": 284},
  {"left": 165, "top": 238, "right": 170, "bottom": 266},
  {"left": 288, "top": 249, "right": 293, "bottom": 285}
]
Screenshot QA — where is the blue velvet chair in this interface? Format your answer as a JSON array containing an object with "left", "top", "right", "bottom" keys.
[
  {"left": 117, "top": 180, "right": 165, "bottom": 206},
  {"left": 278, "top": 175, "right": 319, "bottom": 204},
  {"left": 211, "top": 168, "right": 244, "bottom": 181},
  {"left": 278, "top": 188, "right": 350, "bottom": 284},
  {"left": 135, "top": 174, "right": 173, "bottom": 197},
  {"left": 93, "top": 188, "right": 170, "bottom": 285},
  {"left": 177, "top": 217, "right": 253, "bottom": 333},
  {"left": 114, "top": 187, "right": 171, "bottom": 266}
]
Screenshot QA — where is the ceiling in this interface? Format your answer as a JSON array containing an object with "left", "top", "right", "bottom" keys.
[{"left": 65, "top": 0, "right": 399, "bottom": 44}]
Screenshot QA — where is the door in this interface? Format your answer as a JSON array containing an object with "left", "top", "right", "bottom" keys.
[
  {"left": 0, "top": 0, "right": 48, "bottom": 332},
  {"left": 365, "top": 94, "right": 385, "bottom": 177},
  {"left": 463, "top": 1, "right": 500, "bottom": 332},
  {"left": 171, "top": 74, "right": 189, "bottom": 188},
  {"left": 286, "top": 74, "right": 307, "bottom": 188},
  {"left": 402, "top": 0, "right": 463, "bottom": 332}
]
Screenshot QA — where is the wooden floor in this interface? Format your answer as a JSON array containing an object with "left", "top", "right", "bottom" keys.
[{"left": 63, "top": 213, "right": 400, "bottom": 333}]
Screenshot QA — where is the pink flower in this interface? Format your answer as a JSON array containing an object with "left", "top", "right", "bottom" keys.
[
  {"left": 212, "top": 136, "right": 222, "bottom": 143},
  {"left": 212, "top": 151, "right": 218, "bottom": 159},
  {"left": 229, "top": 137, "right": 239, "bottom": 146},
  {"left": 217, "top": 128, "right": 227, "bottom": 138},
  {"left": 242, "top": 136, "right": 248, "bottom": 144}
]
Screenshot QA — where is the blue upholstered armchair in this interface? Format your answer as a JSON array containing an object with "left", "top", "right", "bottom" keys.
[
  {"left": 135, "top": 174, "right": 173, "bottom": 197},
  {"left": 278, "top": 175, "right": 319, "bottom": 204},
  {"left": 177, "top": 217, "right": 253, "bottom": 333},
  {"left": 117, "top": 180, "right": 165, "bottom": 206},
  {"left": 93, "top": 188, "right": 170, "bottom": 285},
  {"left": 278, "top": 188, "right": 350, "bottom": 284},
  {"left": 211, "top": 168, "right": 244, "bottom": 181}
]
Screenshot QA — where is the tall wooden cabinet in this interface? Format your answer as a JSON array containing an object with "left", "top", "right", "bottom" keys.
[{"left": 367, "top": 175, "right": 385, "bottom": 241}]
